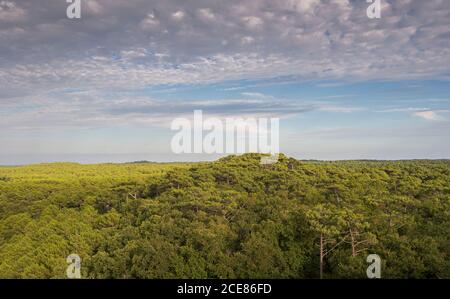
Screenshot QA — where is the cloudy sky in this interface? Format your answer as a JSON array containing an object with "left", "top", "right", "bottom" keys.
[{"left": 1, "top": 0, "right": 449, "bottom": 164}]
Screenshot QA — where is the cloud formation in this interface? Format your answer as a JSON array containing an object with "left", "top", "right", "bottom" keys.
[
  {"left": 2, "top": 88, "right": 362, "bottom": 132},
  {"left": 0, "top": 0, "right": 449, "bottom": 95},
  {"left": 413, "top": 110, "right": 446, "bottom": 121}
]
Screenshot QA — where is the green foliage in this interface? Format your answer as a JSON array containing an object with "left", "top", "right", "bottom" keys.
[{"left": 0, "top": 156, "right": 448, "bottom": 278}]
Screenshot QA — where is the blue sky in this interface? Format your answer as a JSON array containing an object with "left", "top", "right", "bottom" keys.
[{"left": 0, "top": 0, "right": 449, "bottom": 164}]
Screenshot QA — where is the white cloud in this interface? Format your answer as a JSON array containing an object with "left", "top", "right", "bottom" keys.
[
  {"left": 378, "top": 108, "right": 449, "bottom": 121},
  {"left": 378, "top": 107, "right": 431, "bottom": 113},
  {"left": 317, "top": 105, "right": 365, "bottom": 113},
  {"left": 172, "top": 10, "right": 185, "bottom": 21},
  {"left": 120, "top": 48, "right": 148, "bottom": 61},
  {"left": 241, "top": 36, "right": 255, "bottom": 44},
  {"left": 197, "top": 8, "right": 216, "bottom": 22},
  {"left": 241, "top": 92, "right": 272, "bottom": 99},
  {"left": 0, "top": 1, "right": 25, "bottom": 22},
  {"left": 413, "top": 111, "right": 445, "bottom": 121},
  {"left": 289, "top": 0, "right": 320, "bottom": 13},
  {"left": 140, "top": 12, "right": 159, "bottom": 30},
  {"left": 85, "top": 0, "right": 103, "bottom": 15},
  {"left": 242, "top": 16, "right": 263, "bottom": 29}
]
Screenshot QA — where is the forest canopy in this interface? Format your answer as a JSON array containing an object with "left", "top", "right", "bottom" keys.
[{"left": 0, "top": 154, "right": 448, "bottom": 278}]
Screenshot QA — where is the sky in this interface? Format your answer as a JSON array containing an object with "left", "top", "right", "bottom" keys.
[{"left": 0, "top": 0, "right": 449, "bottom": 164}]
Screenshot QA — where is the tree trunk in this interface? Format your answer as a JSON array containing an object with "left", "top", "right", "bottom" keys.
[
  {"left": 320, "top": 233, "right": 324, "bottom": 279},
  {"left": 350, "top": 229, "right": 356, "bottom": 257}
]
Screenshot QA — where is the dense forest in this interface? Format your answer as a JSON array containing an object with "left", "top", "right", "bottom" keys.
[{"left": 0, "top": 154, "right": 448, "bottom": 278}]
